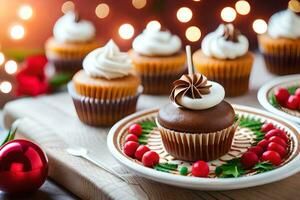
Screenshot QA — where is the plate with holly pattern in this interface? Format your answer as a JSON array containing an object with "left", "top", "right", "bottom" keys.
[
  {"left": 107, "top": 105, "right": 300, "bottom": 190},
  {"left": 258, "top": 74, "right": 300, "bottom": 124}
]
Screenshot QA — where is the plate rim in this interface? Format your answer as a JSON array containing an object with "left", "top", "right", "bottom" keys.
[
  {"left": 107, "top": 104, "right": 300, "bottom": 190},
  {"left": 257, "top": 74, "right": 300, "bottom": 124}
]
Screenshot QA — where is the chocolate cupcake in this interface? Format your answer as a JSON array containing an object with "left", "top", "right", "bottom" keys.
[
  {"left": 157, "top": 46, "right": 237, "bottom": 161},
  {"left": 193, "top": 24, "right": 254, "bottom": 97},
  {"left": 129, "top": 28, "right": 186, "bottom": 95},
  {"left": 68, "top": 40, "right": 142, "bottom": 126},
  {"left": 258, "top": 0, "right": 300, "bottom": 75},
  {"left": 46, "top": 11, "right": 98, "bottom": 74}
]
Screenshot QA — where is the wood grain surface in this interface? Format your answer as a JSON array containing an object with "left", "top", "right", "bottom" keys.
[{"left": 2, "top": 55, "right": 300, "bottom": 200}]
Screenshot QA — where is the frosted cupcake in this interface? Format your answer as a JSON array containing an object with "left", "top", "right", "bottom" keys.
[
  {"left": 68, "top": 40, "right": 142, "bottom": 126},
  {"left": 258, "top": 0, "right": 300, "bottom": 75},
  {"left": 157, "top": 47, "right": 237, "bottom": 161},
  {"left": 193, "top": 24, "right": 254, "bottom": 97},
  {"left": 129, "top": 28, "right": 186, "bottom": 94},
  {"left": 46, "top": 11, "right": 98, "bottom": 74}
]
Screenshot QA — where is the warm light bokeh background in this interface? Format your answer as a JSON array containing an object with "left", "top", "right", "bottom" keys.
[{"left": 0, "top": 0, "right": 288, "bottom": 52}]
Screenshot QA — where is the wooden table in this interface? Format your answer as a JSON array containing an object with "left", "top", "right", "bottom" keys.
[{"left": 2, "top": 54, "right": 300, "bottom": 200}]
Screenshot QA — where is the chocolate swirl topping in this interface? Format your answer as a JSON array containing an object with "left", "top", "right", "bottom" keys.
[
  {"left": 222, "top": 24, "right": 240, "bottom": 43},
  {"left": 289, "top": 0, "right": 300, "bottom": 14},
  {"left": 170, "top": 73, "right": 212, "bottom": 106}
]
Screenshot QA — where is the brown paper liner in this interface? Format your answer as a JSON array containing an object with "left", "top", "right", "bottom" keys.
[
  {"left": 193, "top": 50, "right": 254, "bottom": 97},
  {"left": 47, "top": 57, "right": 83, "bottom": 74},
  {"left": 157, "top": 120, "right": 238, "bottom": 162},
  {"left": 258, "top": 34, "right": 300, "bottom": 75},
  {"left": 68, "top": 82, "right": 142, "bottom": 127},
  {"left": 72, "top": 70, "right": 141, "bottom": 100},
  {"left": 129, "top": 50, "right": 186, "bottom": 94}
]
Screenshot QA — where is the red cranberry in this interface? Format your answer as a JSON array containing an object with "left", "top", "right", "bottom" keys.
[
  {"left": 247, "top": 146, "right": 264, "bottom": 157},
  {"left": 265, "top": 129, "right": 288, "bottom": 142},
  {"left": 241, "top": 151, "right": 259, "bottom": 169},
  {"left": 268, "top": 136, "right": 287, "bottom": 148},
  {"left": 275, "top": 88, "right": 290, "bottom": 105},
  {"left": 261, "top": 150, "right": 281, "bottom": 166},
  {"left": 295, "top": 88, "right": 300, "bottom": 98},
  {"left": 286, "top": 95, "right": 300, "bottom": 110},
  {"left": 125, "top": 134, "right": 138, "bottom": 142},
  {"left": 267, "top": 142, "right": 287, "bottom": 158},
  {"left": 128, "top": 124, "right": 142, "bottom": 136},
  {"left": 192, "top": 161, "right": 209, "bottom": 177},
  {"left": 257, "top": 139, "right": 270, "bottom": 150},
  {"left": 142, "top": 151, "right": 160, "bottom": 168},
  {"left": 135, "top": 145, "right": 150, "bottom": 161},
  {"left": 123, "top": 141, "right": 139, "bottom": 158},
  {"left": 261, "top": 123, "right": 275, "bottom": 133}
]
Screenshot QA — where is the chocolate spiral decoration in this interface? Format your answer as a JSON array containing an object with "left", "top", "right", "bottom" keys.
[
  {"left": 222, "top": 24, "right": 240, "bottom": 43},
  {"left": 170, "top": 73, "right": 212, "bottom": 106}
]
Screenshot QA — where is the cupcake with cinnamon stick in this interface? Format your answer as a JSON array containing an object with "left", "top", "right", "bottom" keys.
[
  {"left": 157, "top": 46, "right": 237, "bottom": 161},
  {"left": 193, "top": 24, "right": 254, "bottom": 96},
  {"left": 68, "top": 40, "right": 142, "bottom": 126}
]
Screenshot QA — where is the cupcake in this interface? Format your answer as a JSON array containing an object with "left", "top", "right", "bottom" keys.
[
  {"left": 68, "top": 40, "right": 142, "bottom": 126},
  {"left": 258, "top": 0, "right": 300, "bottom": 75},
  {"left": 157, "top": 46, "right": 237, "bottom": 161},
  {"left": 193, "top": 24, "right": 254, "bottom": 97},
  {"left": 129, "top": 28, "right": 186, "bottom": 95},
  {"left": 45, "top": 11, "right": 99, "bottom": 74}
]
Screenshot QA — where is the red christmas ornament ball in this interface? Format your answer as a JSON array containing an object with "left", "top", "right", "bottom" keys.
[{"left": 0, "top": 139, "right": 48, "bottom": 194}]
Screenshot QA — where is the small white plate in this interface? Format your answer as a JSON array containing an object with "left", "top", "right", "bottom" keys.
[
  {"left": 258, "top": 74, "right": 300, "bottom": 124},
  {"left": 107, "top": 105, "right": 300, "bottom": 190}
]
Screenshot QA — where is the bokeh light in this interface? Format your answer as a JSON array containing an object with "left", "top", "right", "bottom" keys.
[
  {"left": 132, "top": 0, "right": 147, "bottom": 9},
  {"left": 119, "top": 24, "right": 135, "bottom": 39},
  {"left": 177, "top": 7, "right": 193, "bottom": 23},
  {"left": 221, "top": 7, "right": 237, "bottom": 22},
  {"left": 185, "top": 26, "right": 201, "bottom": 42},
  {"left": 235, "top": 0, "right": 251, "bottom": 15},
  {"left": 0, "top": 81, "right": 12, "bottom": 94},
  {"left": 61, "top": 1, "right": 75, "bottom": 13},
  {"left": 146, "top": 20, "right": 161, "bottom": 31},
  {"left": 95, "top": 3, "right": 110, "bottom": 19},
  {"left": 253, "top": 19, "right": 268, "bottom": 34},
  {"left": 10, "top": 24, "right": 25, "bottom": 40},
  {"left": 5, "top": 60, "right": 18, "bottom": 74},
  {"left": 0, "top": 53, "right": 5, "bottom": 66},
  {"left": 18, "top": 5, "right": 33, "bottom": 20}
]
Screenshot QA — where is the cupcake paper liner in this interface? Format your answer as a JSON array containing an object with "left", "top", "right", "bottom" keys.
[
  {"left": 157, "top": 120, "right": 238, "bottom": 162},
  {"left": 68, "top": 82, "right": 143, "bottom": 127},
  {"left": 193, "top": 50, "right": 254, "bottom": 97},
  {"left": 258, "top": 35, "right": 300, "bottom": 75},
  {"left": 48, "top": 57, "right": 83, "bottom": 74}
]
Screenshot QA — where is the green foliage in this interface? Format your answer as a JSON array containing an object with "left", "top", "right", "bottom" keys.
[
  {"left": 215, "top": 158, "right": 246, "bottom": 178},
  {"left": 253, "top": 161, "right": 274, "bottom": 173},
  {"left": 137, "top": 121, "right": 157, "bottom": 145},
  {"left": 269, "top": 93, "right": 280, "bottom": 108},
  {"left": 287, "top": 86, "right": 298, "bottom": 95},
  {"left": 154, "top": 163, "right": 178, "bottom": 173},
  {"left": 49, "top": 73, "right": 72, "bottom": 89},
  {"left": 239, "top": 116, "right": 265, "bottom": 145}
]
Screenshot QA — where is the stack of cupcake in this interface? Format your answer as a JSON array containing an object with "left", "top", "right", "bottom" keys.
[
  {"left": 46, "top": 11, "right": 99, "bottom": 74},
  {"left": 68, "top": 40, "right": 142, "bottom": 126}
]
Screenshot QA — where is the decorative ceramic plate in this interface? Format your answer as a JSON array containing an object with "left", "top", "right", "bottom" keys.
[
  {"left": 258, "top": 74, "right": 300, "bottom": 124},
  {"left": 107, "top": 105, "right": 300, "bottom": 190}
]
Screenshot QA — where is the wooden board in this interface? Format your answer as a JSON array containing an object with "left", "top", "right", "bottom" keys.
[{"left": 3, "top": 93, "right": 300, "bottom": 200}]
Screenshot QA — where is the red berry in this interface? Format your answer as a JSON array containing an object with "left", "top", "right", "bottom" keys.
[
  {"left": 286, "top": 95, "right": 300, "bottom": 110},
  {"left": 265, "top": 129, "right": 288, "bottom": 142},
  {"left": 257, "top": 139, "right": 270, "bottom": 149},
  {"left": 241, "top": 151, "right": 259, "bottom": 169},
  {"left": 295, "top": 88, "right": 300, "bottom": 98},
  {"left": 192, "top": 160, "right": 209, "bottom": 177},
  {"left": 128, "top": 124, "right": 143, "bottom": 136},
  {"left": 135, "top": 145, "right": 150, "bottom": 161},
  {"left": 123, "top": 141, "right": 139, "bottom": 158},
  {"left": 268, "top": 136, "right": 287, "bottom": 148},
  {"left": 275, "top": 88, "right": 290, "bottom": 105},
  {"left": 125, "top": 134, "right": 138, "bottom": 142},
  {"left": 267, "top": 142, "right": 287, "bottom": 158},
  {"left": 247, "top": 146, "right": 264, "bottom": 157},
  {"left": 261, "top": 123, "right": 275, "bottom": 133},
  {"left": 261, "top": 150, "right": 282, "bottom": 166},
  {"left": 142, "top": 151, "right": 160, "bottom": 168}
]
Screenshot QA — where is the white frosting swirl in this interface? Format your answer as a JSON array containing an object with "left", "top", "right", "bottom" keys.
[
  {"left": 53, "top": 11, "right": 95, "bottom": 42},
  {"left": 83, "top": 40, "right": 132, "bottom": 79},
  {"left": 132, "top": 28, "right": 182, "bottom": 56},
  {"left": 201, "top": 24, "right": 249, "bottom": 59},
  {"left": 268, "top": 9, "right": 300, "bottom": 39},
  {"left": 176, "top": 81, "right": 225, "bottom": 110}
]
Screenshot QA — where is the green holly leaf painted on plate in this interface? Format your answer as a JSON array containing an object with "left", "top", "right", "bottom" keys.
[
  {"left": 253, "top": 161, "right": 274, "bottom": 173},
  {"left": 215, "top": 158, "right": 246, "bottom": 178},
  {"left": 269, "top": 93, "right": 280, "bottom": 108}
]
